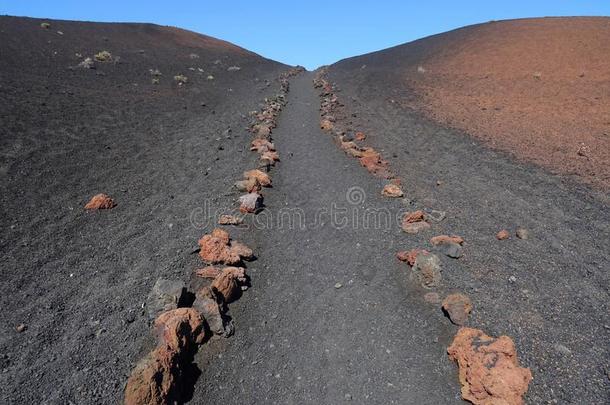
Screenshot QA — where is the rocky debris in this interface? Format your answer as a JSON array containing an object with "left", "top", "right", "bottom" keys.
[
  {"left": 339, "top": 140, "right": 363, "bottom": 158},
  {"left": 84, "top": 193, "right": 115, "bottom": 210},
  {"left": 320, "top": 119, "right": 334, "bottom": 131},
  {"left": 447, "top": 327, "right": 532, "bottom": 405},
  {"left": 444, "top": 243, "right": 463, "bottom": 259},
  {"left": 78, "top": 57, "right": 95, "bottom": 69},
  {"left": 400, "top": 248, "right": 429, "bottom": 266},
  {"left": 154, "top": 308, "right": 206, "bottom": 352},
  {"left": 192, "top": 286, "right": 234, "bottom": 337},
  {"left": 355, "top": 131, "right": 366, "bottom": 141},
  {"left": 146, "top": 279, "right": 187, "bottom": 321},
  {"left": 358, "top": 148, "right": 393, "bottom": 178},
  {"left": 424, "top": 292, "right": 441, "bottom": 304},
  {"left": 401, "top": 210, "right": 431, "bottom": 234},
  {"left": 15, "top": 323, "right": 27, "bottom": 333},
  {"left": 260, "top": 150, "right": 280, "bottom": 165},
  {"left": 173, "top": 74, "right": 188, "bottom": 85},
  {"left": 195, "top": 266, "right": 221, "bottom": 279},
  {"left": 197, "top": 229, "right": 253, "bottom": 265},
  {"left": 40, "top": 22, "right": 51, "bottom": 29},
  {"left": 496, "top": 229, "right": 510, "bottom": 240},
  {"left": 382, "top": 184, "right": 404, "bottom": 198},
  {"left": 235, "top": 177, "right": 261, "bottom": 193},
  {"left": 251, "top": 138, "right": 275, "bottom": 152},
  {"left": 229, "top": 241, "right": 253, "bottom": 260},
  {"left": 244, "top": 169, "right": 271, "bottom": 187},
  {"left": 94, "top": 50, "right": 112, "bottom": 62},
  {"left": 211, "top": 267, "right": 248, "bottom": 303},
  {"left": 218, "top": 214, "right": 242, "bottom": 225},
  {"left": 442, "top": 293, "right": 473, "bottom": 325},
  {"left": 125, "top": 307, "right": 206, "bottom": 405},
  {"left": 412, "top": 252, "right": 441, "bottom": 288},
  {"left": 227, "top": 66, "right": 241, "bottom": 72},
  {"left": 516, "top": 228, "right": 529, "bottom": 239},
  {"left": 431, "top": 235, "right": 464, "bottom": 246},
  {"left": 124, "top": 347, "right": 181, "bottom": 405},
  {"left": 239, "top": 192, "right": 263, "bottom": 213}
]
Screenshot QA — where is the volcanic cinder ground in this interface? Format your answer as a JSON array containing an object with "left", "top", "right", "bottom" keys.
[{"left": 1, "top": 15, "right": 609, "bottom": 405}]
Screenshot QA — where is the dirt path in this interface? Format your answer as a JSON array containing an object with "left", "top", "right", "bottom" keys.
[{"left": 192, "top": 72, "right": 461, "bottom": 403}]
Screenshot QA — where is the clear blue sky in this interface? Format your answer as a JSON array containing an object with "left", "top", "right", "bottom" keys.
[{"left": 2, "top": 1, "right": 609, "bottom": 69}]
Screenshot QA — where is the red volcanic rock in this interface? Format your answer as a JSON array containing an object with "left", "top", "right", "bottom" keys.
[
  {"left": 340, "top": 141, "right": 363, "bottom": 158},
  {"left": 397, "top": 248, "right": 429, "bottom": 266},
  {"left": 124, "top": 347, "right": 180, "bottom": 405},
  {"left": 357, "top": 148, "right": 394, "bottom": 177},
  {"left": 195, "top": 266, "right": 221, "bottom": 279},
  {"left": 496, "top": 229, "right": 510, "bottom": 240},
  {"left": 381, "top": 184, "right": 404, "bottom": 198},
  {"left": 261, "top": 150, "right": 280, "bottom": 163},
  {"left": 355, "top": 131, "right": 366, "bottom": 141},
  {"left": 442, "top": 293, "right": 473, "bottom": 325},
  {"left": 229, "top": 241, "right": 253, "bottom": 260},
  {"left": 84, "top": 193, "right": 115, "bottom": 210},
  {"left": 250, "top": 138, "right": 275, "bottom": 152},
  {"left": 431, "top": 235, "right": 464, "bottom": 246},
  {"left": 320, "top": 119, "right": 334, "bottom": 131},
  {"left": 253, "top": 123, "right": 271, "bottom": 138},
  {"left": 198, "top": 229, "right": 252, "bottom": 264},
  {"left": 154, "top": 308, "right": 205, "bottom": 352},
  {"left": 211, "top": 267, "right": 247, "bottom": 303},
  {"left": 401, "top": 211, "right": 430, "bottom": 234},
  {"left": 235, "top": 177, "right": 261, "bottom": 193},
  {"left": 447, "top": 327, "right": 533, "bottom": 405},
  {"left": 198, "top": 233, "right": 240, "bottom": 265},
  {"left": 211, "top": 228, "right": 230, "bottom": 244},
  {"left": 218, "top": 214, "right": 242, "bottom": 225},
  {"left": 244, "top": 169, "right": 271, "bottom": 187}
]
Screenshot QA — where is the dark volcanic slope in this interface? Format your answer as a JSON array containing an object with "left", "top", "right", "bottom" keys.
[
  {"left": 0, "top": 16, "right": 288, "bottom": 404},
  {"left": 327, "top": 20, "right": 610, "bottom": 404},
  {"left": 331, "top": 17, "right": 610, "bottom": 190}
]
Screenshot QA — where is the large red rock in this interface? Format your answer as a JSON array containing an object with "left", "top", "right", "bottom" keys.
[
  {"left": 195, "top": 266, "right": 221, "bottom": 279},
  {"left": 84, "top": 193, "right": 115, "bottom": 210},
  {"left": 124, "top": 347, "right": 180, "bottom": 405},
  {"left": 447, "top": 327, "right": 533, "bottom": 405},
  {"left": 211, "top": 267, "right": 248, "bottom": 303},
  {"left": 154, "top": 308, "right": 205, "bottom": 353}
]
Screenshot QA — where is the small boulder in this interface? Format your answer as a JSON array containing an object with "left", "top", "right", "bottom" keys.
[
  {"left": 211, "top": 267, "right": 248, "bottom": 303},
  {"left": 154, "top": 308, "right": 206, "bottom": 352},
  {"left": 146, "top": 279, "right": 187, "bottom": 321},
  {"left": 235, "top": 177, "right": 260, "bottom": 193},
  {"left": 218, "top": 214, "right": 242, "bottom": 225},
  {"left": 85, "top": 193, "right": 115, "bottom": 210},
  {"left": 382, "top": 184, "right": 404, "bottom": 198},
  {"left": 496, "top": 229, "right": 510, "bottom": 240},
  {"left": 124, "top": 347, "right": 180, "bottom": 405},
  {"left": 412, "top": 252, "right": 441, "bottom": 288},
  {"left": 442, "top": 293, "right": 473, "bottom": 325},
  {"left": 198, "top": 233, "right": 240, "bottom": 265},
  {"left": 447, "top": 327, "right": 532, "bottom": 405},
  {"left": 243, "top": 169, "right": 271, "bottom": 187},
  {"left": 195, "top": 266, "right": 221, "bottom": 279},
  {"left": 239, "top": 192, "right": 263, "bottom": 213},
  {"left": 192, "top": 286, "right": 234, "bottom": 337},
  {"left": 401, "top": 211, "right": 430, "bottom": 234},
  {"left": 516, "top": 228, "right": 529, "bottom": 240},
  {"left": 430, "top": 235, "right": 464, "bottom": 246},
  {"left": 320, "top": 119, "right": 334, "bottom": 131}
]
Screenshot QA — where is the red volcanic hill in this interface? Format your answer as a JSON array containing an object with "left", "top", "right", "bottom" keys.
[{"left": 331, "top": 17, "right": 610, "bottom": 190}]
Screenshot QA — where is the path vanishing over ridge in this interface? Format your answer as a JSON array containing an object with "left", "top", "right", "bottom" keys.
[{"left": 192, "top": 72, "right": 461, "bottom": 404}]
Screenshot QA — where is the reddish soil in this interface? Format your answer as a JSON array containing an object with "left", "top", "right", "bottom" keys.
[{"left": 405, "top": 17, "right": 610, "bottom": 190}]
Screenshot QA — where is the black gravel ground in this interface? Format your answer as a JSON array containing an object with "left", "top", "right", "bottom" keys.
[{"left": 0, "top": 16, "right": 288, "bottom": 404}]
